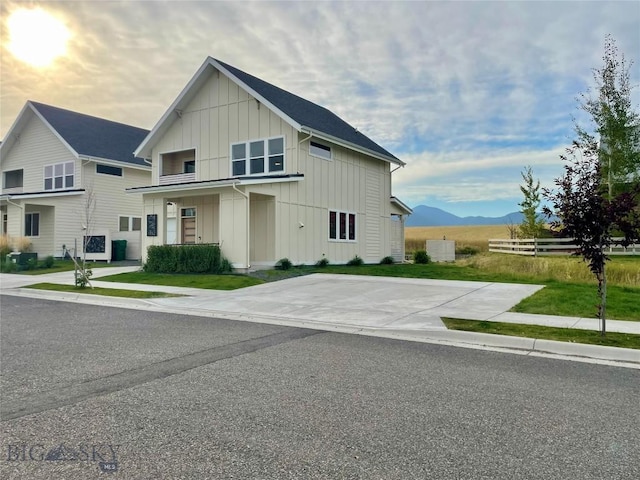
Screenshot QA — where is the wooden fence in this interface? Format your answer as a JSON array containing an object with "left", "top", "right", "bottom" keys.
[{"left": 488, "top": 238, "right": 640, "bottom": 256}]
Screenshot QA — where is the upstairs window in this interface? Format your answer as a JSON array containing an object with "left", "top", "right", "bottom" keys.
[
  {"left": 3, "top": 169, "right": 24, "bottom": 188},
  {"left": 44, "top": 161, "right": 74, "bottom": 190},
  {"left": 310, "top": 141, "right": 332, "bottom": 160},
  {"left": 329, "top": 210, "right": 356, "bottom": 241},
  {"left": 96, "top": 164, "right": 123, "bottom": 176},
  {"left": 231, "top": 137, "right": 284, "bottom": 176}
]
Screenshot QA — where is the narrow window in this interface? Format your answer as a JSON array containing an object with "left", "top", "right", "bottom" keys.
[
  {"left": 310, "top": 141, "right": 331, "bottom": 160},
  {"left": 231, "top": 143, "right": 246, "bottom": 176},
  {"left": 339, "top": 212, "right": 347, "bottom": 240},
  {"left": 348, "top": 214, "right": 356, "bottom": 240},
  {"left": 96, "top": 164, "right": 123, "bottom": 176},
  {"left": 119, "top": 216, "right": 130, "bottom": 232},
  {"left": 132, "top": 217, "right": 142, "bottom": 231},
  {"left": 329, "top": 211, "right": 337, "bottom": 239},
  {"left": 249, "top": 141, "right": 265, "bottom": 174},
  {"left": 268, "top": 137, "right": 284, "bottom": 172}
]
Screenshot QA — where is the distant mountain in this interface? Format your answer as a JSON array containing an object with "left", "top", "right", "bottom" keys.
[{"left": 406, "top": 205, "right": 525, "bottom": 227}]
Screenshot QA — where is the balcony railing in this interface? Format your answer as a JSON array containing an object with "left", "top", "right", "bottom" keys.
[{"left": 159, "top": 172, "right": 196, "bottom": 185}]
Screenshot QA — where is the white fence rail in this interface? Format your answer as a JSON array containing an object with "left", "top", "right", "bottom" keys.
[{"left": 488, "top": 238, "right": 640, "bottom": 256}]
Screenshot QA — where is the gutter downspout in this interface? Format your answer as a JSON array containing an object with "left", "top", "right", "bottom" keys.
[{"left": 232, "top": 182, "right": 250, "bottom": 270}]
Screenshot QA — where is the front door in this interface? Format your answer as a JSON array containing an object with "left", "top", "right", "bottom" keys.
[{"left": 181, "top": 207, "right": 196, "bottom": 244}]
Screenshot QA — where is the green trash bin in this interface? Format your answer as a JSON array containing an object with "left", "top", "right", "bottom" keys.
[{"left": 111, "top": 240, "right": 127, "bottom": 261}]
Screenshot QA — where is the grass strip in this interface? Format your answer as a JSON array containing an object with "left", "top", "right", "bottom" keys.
[
  {"left": 442, "top": 318, "right": 640, "bottom": 350},
  {"left": 25, "top": 283, "right": 182, "bottom": 299},
  {"left": 97, "top": 272, "right": 263, "bottom": 290}
]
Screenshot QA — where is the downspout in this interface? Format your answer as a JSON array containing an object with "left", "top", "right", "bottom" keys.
[{"left": 232, "top": 182, "right": 250, "bottom": 270}]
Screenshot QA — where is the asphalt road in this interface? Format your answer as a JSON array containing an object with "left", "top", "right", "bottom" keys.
[{"left": 1, "top": 295, "right": 638, "bottom": 479}]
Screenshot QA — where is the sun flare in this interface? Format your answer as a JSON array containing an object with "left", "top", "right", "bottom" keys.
[{"left": 7, "top": 8, "right": 71, "bottom": 68}]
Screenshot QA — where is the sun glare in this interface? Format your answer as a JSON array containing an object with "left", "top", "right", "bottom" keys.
[{"left": 7, "top": 8, "right": 70, "bottom": 68}]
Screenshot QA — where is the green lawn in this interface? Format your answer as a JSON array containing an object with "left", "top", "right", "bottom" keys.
[
  {"left": 26, "top": 283, "right": 181, "bottom": 299},
  {"left": 442, "top": 318, "right": 640, "bottom": 350},
  {"left": 98, "top": 272, "right": 264, "bottom": 290}
]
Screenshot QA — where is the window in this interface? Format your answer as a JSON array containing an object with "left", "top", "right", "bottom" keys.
[
  {"left": 119, "top": 216, "right": 142, "bottom": 232},
  {"left": 25, "top": 212, "right": 40, "bottom": 237},
  {"left": 184, "top": 160, "right": 195, "bottom": 174},
  {"left": 310, "top": 141, "right": 332, "bottom": 160},
  {"left": 96, "top": 164, "right": 123, "bottom": 176},
  {"left": 329, "top": 210, "right": 356, "bottom": 241},
  {"left": 3, "top": 169, "right": 24, "bottom": 188},
  {"left": 231, "top": 137, "right": 284, "bottom": 176},
  {"left": 44, "top": 161, "right": 74, "bottom": 190}
]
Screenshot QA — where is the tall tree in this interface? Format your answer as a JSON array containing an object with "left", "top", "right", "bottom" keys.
[
  {"left": 577, "top": 34, "right": 640, "bottom": 197},
  {"left": 544, "top": 35, "right": 640, "bottom": 336},
  {"left": 518, "top": 166, "right": 545, "bottom": 238}
]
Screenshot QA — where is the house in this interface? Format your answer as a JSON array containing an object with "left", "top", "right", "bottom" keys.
[
  {"left": 0, "top": 101, "right": 151, "bottom": 260},
  {"left": 129, "top": 57, "right": 412, "bottom": 269}
]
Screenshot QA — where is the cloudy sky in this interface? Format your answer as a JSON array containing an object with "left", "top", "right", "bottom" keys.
[{"left": 1, "top": 1, "right": 639, "bottom": 217}]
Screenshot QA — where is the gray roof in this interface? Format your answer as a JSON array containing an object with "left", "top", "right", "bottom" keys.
[
  {"left": 30, "top": 102, "right": 150, "bottom": 167},
  {"left": 215, "top": 59, "right": 399, "bottom": 162}
]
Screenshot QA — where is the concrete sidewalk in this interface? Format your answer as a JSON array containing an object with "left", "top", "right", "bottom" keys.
[{"left": 1, "top": 268, "right": 638, "bottom": 367}]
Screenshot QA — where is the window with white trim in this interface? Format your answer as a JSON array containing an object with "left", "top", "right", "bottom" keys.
[
  {"left": 310, "top": 141, "right": 332, "bottom": 160},
  {"left": 25, "top": 212, "right": 40, "bottom": 237},
  {"left": 119, "top": 216, "right": 142, "bottom": 232},
  {"left": 231, "top": 137, "right": 284, "bottom": 176},
  {"left": 3, "top": 169, "right": 24, "bottom": 188},
  {"left": 329, "top": 210, "right": 356, "bottom": 241},
  {"left": 44, "top": 161, "right": 74, "bottom": 190}
]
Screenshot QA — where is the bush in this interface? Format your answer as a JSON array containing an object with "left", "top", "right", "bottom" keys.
[
  {"left": 0, "top": 260, "right": 17, "bottom": 273},
  {"left": 276, "top": 258, "right": 292, "bottom": 270},
  {"left": 347, "top": 255, "right": 364, "bottom": 266},
  {"left": 413, "top": 250, "right": 430, "bottom": 264},
  {"left": 25, "top": 257, "right": 38, "bottom": 270},
  {"left": 380, "top": 256, "right": 395, "bottom": 265},
  {"left": 42, "top": 256, "right": 55, "bottom": 269},
  {"left": 75, "top": 267, "right": 93, "bottom": 288},
  {"left": 456, "top": 246, "right": 479, "bottom": 256},
  {"left": 315, "top": 257, "right": 330, "bottom": 268},
  {"left": 0, "top": 235, "right": 11, "bottom": 257},
  {"left": 144, "top": 244, "right": 233, "bottom": 274}
]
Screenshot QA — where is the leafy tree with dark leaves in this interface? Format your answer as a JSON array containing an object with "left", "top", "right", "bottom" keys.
[{"left": 543, "top": 36, "right": 640, "bottom": 336}]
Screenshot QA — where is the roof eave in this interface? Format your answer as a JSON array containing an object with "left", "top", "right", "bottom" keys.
[{"left": 78, "top": 155, "right": 151, "bottom": 171}]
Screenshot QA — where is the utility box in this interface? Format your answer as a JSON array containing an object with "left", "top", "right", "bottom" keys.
[
  {"left": 426, "top": 240, "right": 455, "bottom": 262},
  {"left": 6, "top": 252, "right": 38, "bottom": 265}
]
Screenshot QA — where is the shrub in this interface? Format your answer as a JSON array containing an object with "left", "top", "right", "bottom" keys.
[
  {"left": 413, "top": 250, "right": 430, "bottom": 264},
  {"left": 75, "top": 267, "right": 93, "bottom": 288},
  {"left": 26, "top": 257, "right": 39, "bottom": 270},
  {"left": 315, "top": 257, "right": 330, "bottom": 268},
  {"left": 275, "top": 258, "right": 292, "bottom": 270},
  {"left": 456, "top": 246, "right": 479, "bottom": 256},
  {"left": 14, "top": 236, "right": 32, "bottom": 252},
  {"left": 42, "top": 256, "right": 55, "bottom": 269},
  {"left": 0, "top": 259, "right": 17, "bottom": 273},
  {"left": 380, "top": 256, "right": 395, "bottom": 265},
  {"left": 347, "top": 255, "right": 364, "bottom": 266},
  {"left": 0, "top": 235, "right": 11, "bottom": 257},
  {"left": 144, "top": 244, "right": 233, "bottom": 274}
]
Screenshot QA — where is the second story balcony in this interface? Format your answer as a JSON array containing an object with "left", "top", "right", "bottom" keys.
[{"left": 159, "top": 149, "right": 196, "bottom": 185}]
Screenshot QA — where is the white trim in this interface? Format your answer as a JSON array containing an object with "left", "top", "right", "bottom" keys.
[
  {"left": 1, "top": 190, "right": 85, "bottom": 201},
  {"left": 126, "top": 175, "right": 303, "bottom": 195},
  {"left": 80, "top": 155, "right": 150, "bottom": 171},
  {"left": 391, "top": 196, "right": 413, "bottom": 215}
]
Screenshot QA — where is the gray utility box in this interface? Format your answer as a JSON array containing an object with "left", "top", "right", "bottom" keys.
[
  {"left": 426, "top": 240, "right": 455, "bottom": 262},
  {"left": 6, "top": 252, "right": 38, "bottom": 265}
]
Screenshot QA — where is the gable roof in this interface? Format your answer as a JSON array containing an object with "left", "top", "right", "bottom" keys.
[
  {"left": 135, "top": 57, "right": 403, "bottom": 165},
  {"left": 1, "top": 101, "right": 150, "bottom": 168}
]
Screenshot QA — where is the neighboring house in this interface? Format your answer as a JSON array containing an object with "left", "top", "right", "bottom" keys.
[
  {"left": 129, "top": 57, "right": 412, "bottom": 269},
  {"left": 0, "top": 101, "right": 151, "bottom": 260}
]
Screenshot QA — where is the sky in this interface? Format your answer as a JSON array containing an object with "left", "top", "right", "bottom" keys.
[{"left": 1, "top": 1, "right": 639, "bottom": 217}]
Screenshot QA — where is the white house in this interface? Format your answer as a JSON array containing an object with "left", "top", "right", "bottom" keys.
[
  {"left": 129, "top": 57, "right": 412, "bottom": 269},
  {"left": 0, "top": 102, "right": 151, "bottom": 260}
]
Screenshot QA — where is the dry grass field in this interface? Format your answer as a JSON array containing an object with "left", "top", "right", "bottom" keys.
[{"left": 406, "top": 225, "right": 513, "bottom": 252}]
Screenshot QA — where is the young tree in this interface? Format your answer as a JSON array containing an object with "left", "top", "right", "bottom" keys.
[
  {"left": 544, "top": 35, "right": 640, "bottom": 336},
  {"left": 577, "top": 34, "right": 640, "bottom": 197},
  {"left": 518, "top": 166, "right": 545, "bottom": 238}
]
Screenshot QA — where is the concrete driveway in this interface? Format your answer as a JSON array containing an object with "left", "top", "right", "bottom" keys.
[{"left": 142, "top": 273, "right": 545, "bottom": 331}]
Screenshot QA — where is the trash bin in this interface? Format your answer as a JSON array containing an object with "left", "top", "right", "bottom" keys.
[{"left": 111, "top": 240, "right": 127, "bottom": 261}]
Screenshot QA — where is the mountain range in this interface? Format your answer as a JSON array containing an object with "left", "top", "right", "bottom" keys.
[{"left": 406, "top": 205, "right": 525, "bottom": 227}]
